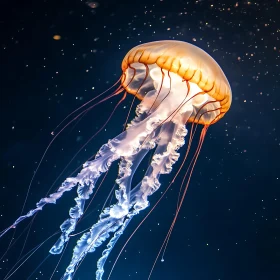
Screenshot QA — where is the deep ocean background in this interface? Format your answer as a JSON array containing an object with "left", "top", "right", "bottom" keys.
[{"left": 0, "top": 0, "right": 279, "bottom": 280}]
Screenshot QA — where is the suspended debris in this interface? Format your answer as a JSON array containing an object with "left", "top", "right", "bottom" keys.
[{"left": 53, "top": 35, "right": 61, "bottom": 40}]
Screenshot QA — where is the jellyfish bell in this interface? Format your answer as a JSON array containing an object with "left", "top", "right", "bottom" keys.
[
  {"left": 1, "top": 40, "right": 231, "bottom": 280},
  {"left": 121, "top": 40, "right": 231, "bottom": 126}
]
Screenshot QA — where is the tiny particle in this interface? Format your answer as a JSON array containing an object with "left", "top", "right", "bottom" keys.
[
  {"left": 53, "top": 35, "right": 61, "bottom": 40},
  {"left": 86, "top": 1, "right": 99, "bottom": 8}
]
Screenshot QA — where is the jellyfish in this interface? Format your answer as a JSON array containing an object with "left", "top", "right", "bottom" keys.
[{"left": 1, "top": 40, "right": 231, "bottom": 279}]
